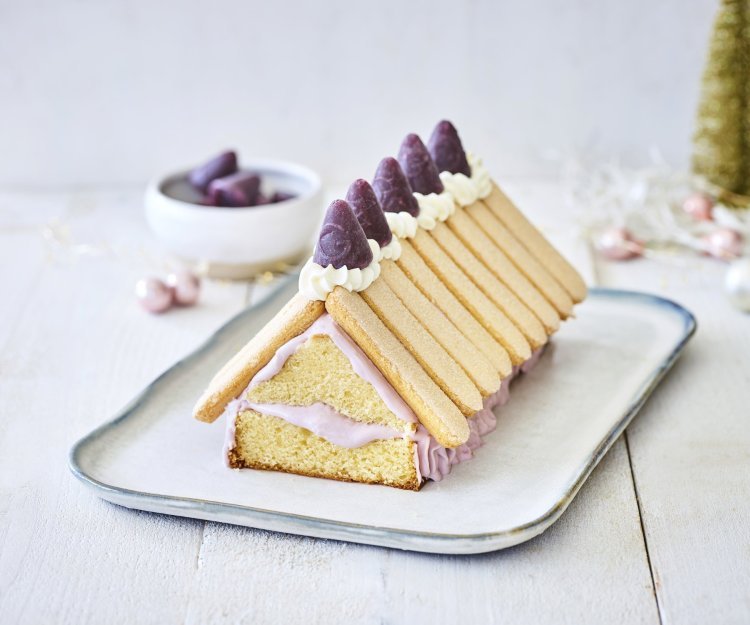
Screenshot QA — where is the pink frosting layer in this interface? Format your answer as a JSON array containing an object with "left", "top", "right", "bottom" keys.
[
  {"left": 222, "top": 313, "right": 546, "bottom": 483},
  {"left": 412, "top": 376, "right": 510, "bottom": 481},
  {"left": 245, "top": 402, "right": 402, "bottom": 447},
  {"left": 412, "top": 346, "right": 547, "bottom": 481},
  {"left": 521, "top": 345, "right": 545, "bottom": 373}
]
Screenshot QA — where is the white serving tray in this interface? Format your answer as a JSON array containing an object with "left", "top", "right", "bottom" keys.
[{"left": 69, "top": 279, "right": 695, "bottom": 554}]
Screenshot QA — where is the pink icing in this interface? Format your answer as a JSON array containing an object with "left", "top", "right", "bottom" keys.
[
  {"left": 521, "top": 345, "right": 545, "bottom": 373},
  {"left": 222, "top": 397, "right": 246, "bottom": 467},
  {"left": 412, "top": 346, "right": 545, "bottom": 481},
  {"left": 222, "top": 315, "right": 547, "bottom": 484},
  {"left": 221, "top": 396, "right": 403, "bottom": 467},
  {"left": 244, "top": 402, "right": 402, "bottom": 448},
  {"left": 412, "top": 380, "right": 507, "bottom": 482}
]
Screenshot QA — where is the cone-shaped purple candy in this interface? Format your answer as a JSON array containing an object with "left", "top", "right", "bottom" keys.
[
  {"left": 207, "top": 172, "right": 260, "bottom": 207},
  {"left": 188, "top": 150, "right": 238, "bottom": 193},
  {"left": 345, "top": 179, "right": 393, "bottom": 248},
  {"left": 372, "top": 157, "right": 420, "bottom": 217},
  {"left": 313, "top": 200, "right": 373, "bottom": 269},
  {"left": 254, "top": 192, "right": 270, "bottom": 205},
  {"left": 271, "top": 191, "right": 296, "bottom": 203},
  {"left": 397, "top": 134, "right": 444, "bottom": 195},
  {"left": 427, "top": 120, "right": 471, "bottom": 177}
]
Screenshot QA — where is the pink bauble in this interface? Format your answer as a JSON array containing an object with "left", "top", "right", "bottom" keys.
[
  {"left": 135, "top": 277, "right": 173, "bottom": 313},
  {"left": 595, "top": 227, "right": 644, "bottom": 261},
  {"left": 166, "top": 270, "right": 201, "bottom": 306},
  {"left": 682, "top": 192, "right": 714, "bottom": 221},
  {"left": 702, "top": 228, "right": 743, "bottom": 260}
]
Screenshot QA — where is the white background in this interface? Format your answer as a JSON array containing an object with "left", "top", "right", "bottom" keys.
[{"left": 0, "top": 0, "right": 717, "bottom": 189}]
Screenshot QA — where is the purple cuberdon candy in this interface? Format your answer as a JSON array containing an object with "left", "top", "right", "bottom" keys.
[
  {"left": 206, "top": 172, "right": 261, "bottom": 207},
  {"left": 371, "top": 157, "right": 420, "bottom": 217},
  {"left": 188, "top": 150, "right": 238, "bottom": 193},
  {"left": 313, "top": 199, "right": 373, "bottom": 270},
  {"left": 254, "top": 192, "right": 270, "bottom": 206},
  {"left": 397, "top": 133, "right": 444, "bottom": 195},
  {"left": 427, "top": 120, "right": 471, "bottom": 177},
  {"left": 271, "top": 191, "right": 296, "bottom": 203},
  {"left": 345, "top": 179, "right": 393, "bottom": 248}
]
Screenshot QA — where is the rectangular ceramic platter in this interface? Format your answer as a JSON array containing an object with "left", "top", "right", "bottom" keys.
[{"left": 70, "top": 279, "right": 695, "bottom": 554}]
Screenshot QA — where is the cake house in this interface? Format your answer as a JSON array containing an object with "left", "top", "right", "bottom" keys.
[{"left": 193, "top": 121, "right": 587, "bottom": 490}]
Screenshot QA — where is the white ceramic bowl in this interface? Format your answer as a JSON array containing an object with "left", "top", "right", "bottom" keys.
[{"left": 145, "top": 159, "right": 323, "bottom": 279}]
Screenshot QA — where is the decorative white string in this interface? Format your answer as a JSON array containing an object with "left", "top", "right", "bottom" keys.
[{"left": 562, "top": 149, "right": 750, "bottom": 258}]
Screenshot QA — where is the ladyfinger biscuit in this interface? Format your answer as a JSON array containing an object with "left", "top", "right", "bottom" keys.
[
  {"left": 397, "top": 242, "right": 512, "bottom": 378},
  {"left": 429, "top": 221, "right": 555, "bottom": 341},
  {"left": 326, "top": 287, "right": 470, "bottom": 448},
  {"left": 361, "top": 277, "right": 483, "bottom": 416},
  {"left": 380, "top": 260, "right": 501, "bottom": 397},
  {"left": 484, "top": 182, "right": 588, "bottom": 303},
  {"left": 410, "top": 229, "right": 533, "bottom": 364},
  {"left": 440, "top": 214, "right": 560, "bottom": 333},
  {"left": 465, "top": 202, "right": 574, "bottom": 318},
  {"left": 193, "top": 293, "right": 324, "bottom": 423}
]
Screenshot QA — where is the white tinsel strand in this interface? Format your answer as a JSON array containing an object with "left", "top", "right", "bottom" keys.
[{"left": 563, "top": 150, "right": 750, "bottom": 259}]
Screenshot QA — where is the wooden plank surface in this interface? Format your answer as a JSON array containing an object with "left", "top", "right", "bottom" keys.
[
  {"left": 185, "top": 439, "right": 657, "bottom": 625},
  {"left": 0, "top": 183, "right": 746, "bottom": 624},
  {"left": 597, "top": 257, "right": 750, "bottom": 625},
  {"left": 0, "top": 191, "right": 249, "bottom": 624}
]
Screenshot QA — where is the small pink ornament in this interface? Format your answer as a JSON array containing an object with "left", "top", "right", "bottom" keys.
[
  {"left": 682, "top": 192, "right": 714, "bottom": 221},
  {"left": 166, "top": 269, "right": 201, "bottom": 306},
  {"left": 135, "top": 277, "right": 173, "bottom": 313},
  {"left": 595, "top": 227, "right": 644, "bottom": 261},
  {"left": 702, "top": 228, "right": 743, "bottom": 260}
]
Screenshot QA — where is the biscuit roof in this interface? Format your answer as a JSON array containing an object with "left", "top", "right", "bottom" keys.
[{"left": 194, "top": 122, "right": 587, "bottom": 448}]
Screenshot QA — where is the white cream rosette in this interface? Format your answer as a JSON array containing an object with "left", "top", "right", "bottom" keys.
[
  {"left": 385, "top": 211, "right": 419, "bottom": 240},
  {"left": 378, "top": 236, "right": 402, "bottom": 261},
  {"left": 438, "top": 152, "right": 492, "bottom": 206},
  {"left": 413, "top": 191, "right": 455, "bottom": 230},
  {"left": 299, "top": 239, "right": 381, "bottom": 301}
]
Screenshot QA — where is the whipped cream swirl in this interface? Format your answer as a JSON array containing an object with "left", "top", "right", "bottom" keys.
[
  {"left": 299, "top": 239, "right": 381, "bottom": 301},
  {"left": 438, "top": 152, "right": 492, "bottom": 206},
  {"left": 413, "top": 191, "right": 455, "bottom": 230},
  {"left": 385, "top": 211, "right": 419, "bottom": 240},
  {"left": 378, "top": 236, "right": 402, "bottom": 261}
]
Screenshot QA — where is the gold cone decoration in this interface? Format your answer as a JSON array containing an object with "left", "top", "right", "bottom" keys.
[{"left": 692, "top": 0, "right": 750, "bottom": 207}]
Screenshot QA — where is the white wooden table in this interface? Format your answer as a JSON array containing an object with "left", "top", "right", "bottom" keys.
[{"left": 1, "top": 182, "right": 748, "bottom": 625}]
